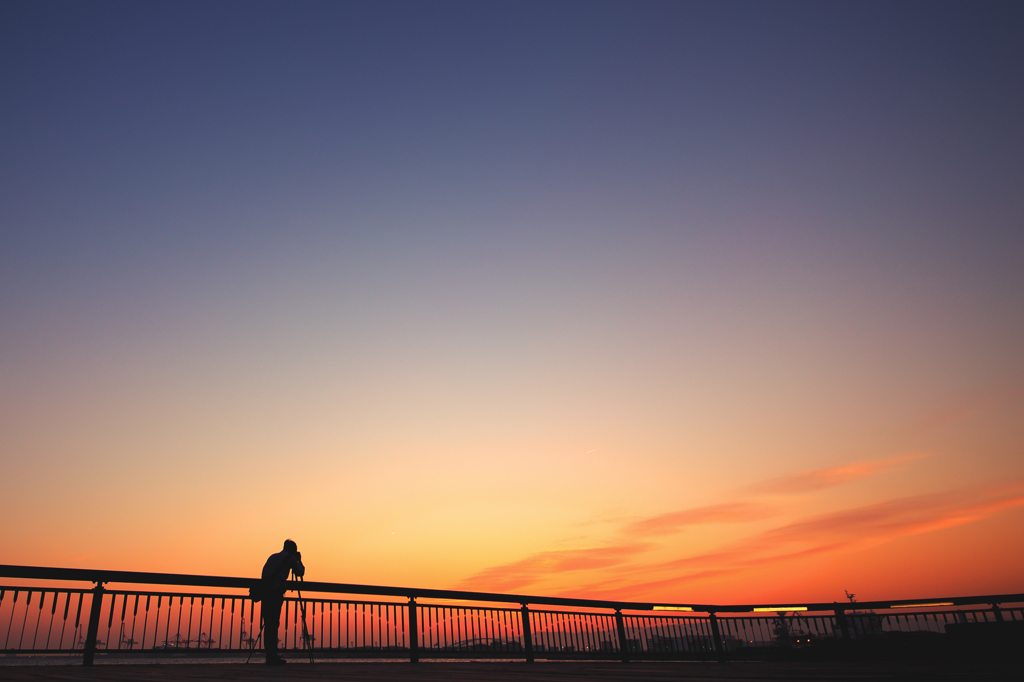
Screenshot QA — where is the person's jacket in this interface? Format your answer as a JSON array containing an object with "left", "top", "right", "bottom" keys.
[{"left": 261, "top": 550, "right": 305, "bottom": 596}]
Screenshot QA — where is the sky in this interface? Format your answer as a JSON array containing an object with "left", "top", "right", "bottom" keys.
[{"left": 1, "top": 0, "right": 1023, "bottom": 607}]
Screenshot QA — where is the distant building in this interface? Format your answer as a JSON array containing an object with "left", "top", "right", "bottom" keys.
[{"left": 646, "top": 634, "right": 684, "bottom": 652}]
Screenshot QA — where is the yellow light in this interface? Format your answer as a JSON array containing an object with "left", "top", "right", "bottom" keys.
[
  {"left": 890, "top": 602, "right": 953, "bottom": 609},
  {"left": 653, "top": 606, "right": 693, "bottom": 612},
  {"left": 753, "top": 607, "right": 808, "bottom": 612}
]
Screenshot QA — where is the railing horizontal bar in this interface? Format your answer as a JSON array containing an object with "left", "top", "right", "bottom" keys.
[
  {"left": 0, "top": 565, "right": 650, "bottom": 610},
  {"left": 2, "top": 565, "right": 1021, "bottom": 614},
  {"left": 0, "top": 586, "right": 415, "bottom": 608},
  {"left": 0, "top": 585, "right": 91, "bottom": 594},
  {"left": 0, "top": 566, "right": 254, "bottom": 590},
  {"left": 293, "top": 580, "right": 653, "bottom": 610}
]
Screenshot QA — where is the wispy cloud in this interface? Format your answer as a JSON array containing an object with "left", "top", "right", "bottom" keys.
[
  {"left": 569, "top": 542, "right": 855, "bottom": 601},
  {"left": 761, "top": 486, "right": 1024, "bottom": 545},
  {"left": 456, "top": 543, "right": 651, "bottom": 592},
  {"left": 744, "top": 453, "right": 930, "bottom": 495},
  {"left": 457, "top": 481, "right": 1024, "bottom": 599},
  {"left": 625, "top": 502, "right": 774, "bottom": 537},
  {"left": 455, "top": 447, "right": 1018, "bottom": 599},
  {"left": 566, "top": 485, "right": 1024, "bottom": 600},
  {"left": 619, "top": 453, "right": 928, "bottom": 541}
]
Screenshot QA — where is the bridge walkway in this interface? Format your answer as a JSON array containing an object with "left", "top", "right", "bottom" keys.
[{"left": 0, "top": 661, "right": 1019, "bottom": 682}]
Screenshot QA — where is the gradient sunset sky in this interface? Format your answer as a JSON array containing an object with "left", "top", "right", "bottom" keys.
[{"left": 2, "top": 1, "right": 1023, "bottom": 605}]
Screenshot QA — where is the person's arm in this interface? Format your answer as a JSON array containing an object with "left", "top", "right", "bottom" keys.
[{"left": 292, "top": 553, "right": 305, "bottom": 578}]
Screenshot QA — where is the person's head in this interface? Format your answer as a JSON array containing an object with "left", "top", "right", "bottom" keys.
[{"left": 283, "top": 539, "right": 298, "bottom": 554}]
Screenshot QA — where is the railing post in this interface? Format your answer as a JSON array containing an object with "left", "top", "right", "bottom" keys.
[
  {"left": 614, "top": 609, "right": 629, "bottom": 663},
  {"left": 992, "top": 603, "right": 1004, "bottom": 622},
  {"left": 520, "top": 604, "right": 534, "bottom": 663},
  {"left": 833, "top": 606, "right": 850, "bottom": 639},
  {"left": 709, "top": 612, "right": 725, "bottom": 663},
  {"left": 83, "top": 582, "right": 105, "bottom": 666},
  {"left": 408, "top": 598, "right": 418, "bottom": 663}
]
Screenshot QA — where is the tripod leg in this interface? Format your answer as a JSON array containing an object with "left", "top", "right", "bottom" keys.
[
  {"left": 245, "top": 619, "right": 265, "bottom": 664},
  {"left": 296, "top": 573, "right": 315, "bottom": 663},
  {"left": 300, "top": 602, "right": 313, "bottom": 663}
]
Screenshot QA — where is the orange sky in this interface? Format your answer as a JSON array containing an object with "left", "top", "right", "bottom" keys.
[{"left": 3, "top": 385, "right": 1022, "bottom": 605}]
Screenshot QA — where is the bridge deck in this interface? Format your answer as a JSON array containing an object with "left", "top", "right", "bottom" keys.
[{"left": 0, "top": 661, "right": 1018, "bottom": 682}]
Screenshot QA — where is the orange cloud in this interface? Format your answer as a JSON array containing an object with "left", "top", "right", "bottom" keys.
[
  {"left": 570, "top": 486, "right": 1024, "bottom": 600},
  {"left": 456, "top": 543, "right": 650, "bottom": 592},
  {"left": 762, "top": 487, "right": 1024, "bottom": 545},
  {"left": 625, "top": 502, "right": 773, "bottom": 537},
  {"left": 457, "top": 482, "right": 1024, "bottom": 600},
  {"left": 570, "top": 542, "right": 855, "bottom": 601},
  {"left": 745, "top": 452, "right": 930, "bottom": 495}
]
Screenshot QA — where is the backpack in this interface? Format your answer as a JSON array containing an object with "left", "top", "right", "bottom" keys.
[{"left": 249, "top": 583, "right": 265, "bottom": 603}]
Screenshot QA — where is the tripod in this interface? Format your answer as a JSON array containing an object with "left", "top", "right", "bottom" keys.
[{"left": 294, "top": 571, "right": 315, "bottom": 663}]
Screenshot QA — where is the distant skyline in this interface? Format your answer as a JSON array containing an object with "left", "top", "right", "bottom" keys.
[{"left": 1, "top": 0, "right": 1022, "bottom": 604}]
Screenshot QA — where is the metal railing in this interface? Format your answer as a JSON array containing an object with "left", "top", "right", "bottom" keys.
[{"left": 1, "top": 564, "right": 1020, "bottom": 665}]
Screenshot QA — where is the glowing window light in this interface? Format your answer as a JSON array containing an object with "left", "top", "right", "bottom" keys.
[
  {"left": 890, "top": 602, "right": 954, "bottom": 609},
  {"left": 753, "top": 607, "right": 808, "bottom": 612},
  {"left": 653, "top": 606, "right": 693, "bottom": 611}
]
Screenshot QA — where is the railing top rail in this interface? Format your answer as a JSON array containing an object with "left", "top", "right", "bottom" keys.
[{"left": 1, "top": 564, "right": 1021, "bottom": 614}]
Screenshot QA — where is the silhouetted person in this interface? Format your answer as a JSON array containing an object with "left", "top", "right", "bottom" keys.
[{"left": 261, "top": 539, "right": 304, "bottom": 665}]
